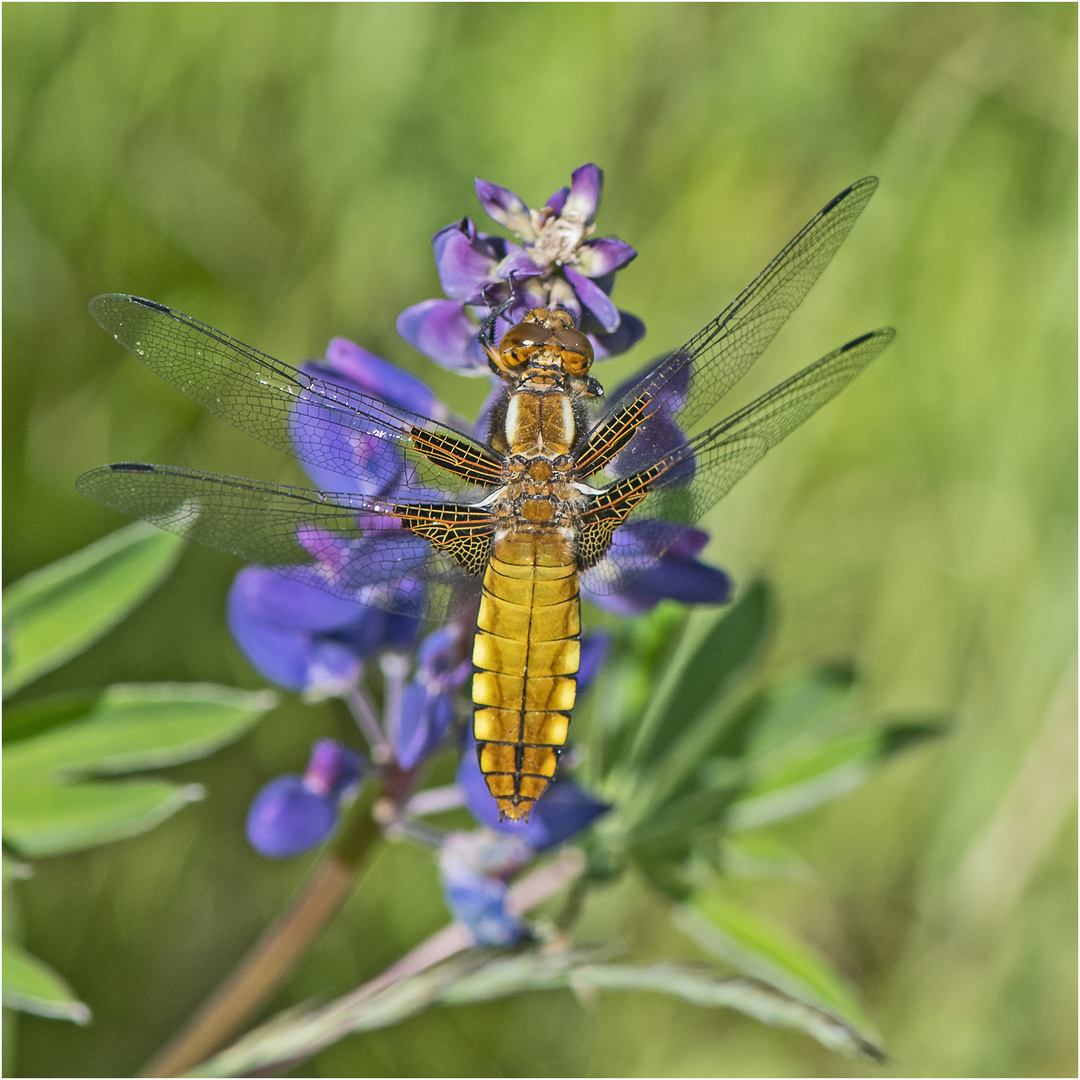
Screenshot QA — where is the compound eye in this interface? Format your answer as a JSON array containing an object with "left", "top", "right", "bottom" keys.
[
  {"left": 497, "top": 322, "right": 550, "bottom": 369},
  {"left": 498, "top": 322, "right": 552, "bottom": 362},
  {"left": 553, "top": 328, "right": 595, "bottom": 374}
]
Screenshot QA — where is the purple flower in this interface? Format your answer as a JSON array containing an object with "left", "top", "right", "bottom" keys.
[
  {"left": 390, "top": 624, "right": 472, "bottom": 769},
  {"left": 585, "top": 525, "right": 732, "bottom": 616},
  {"left": 228, "top": 567, "right": 418, "bottom": 694},
  {"left": 438, "top": 830, "right": 532, "bottom": 945},
  {"left": 457, "top": 748, "right": 610, "bottom": 850},
  {"left": 247, "top": 739, "right": 364, "bottom": 857},
  {"left": 397, "top": 164, "right": 644, "bottom": 374}
]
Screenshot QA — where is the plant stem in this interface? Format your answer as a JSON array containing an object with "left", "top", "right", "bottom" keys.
[{"left": 139, "top": 787, "right": 382, "bottom": 1078}]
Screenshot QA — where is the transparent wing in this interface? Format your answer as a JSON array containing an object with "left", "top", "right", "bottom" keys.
[
  {"left": 578, "top": 177, "right": 881, "bottom": 478},
  {"left": 89, "top": 295, "right": 504, "bottom": 495},
  {"left": 76, "top": 463, "right": 492, "bottom": 618},
  {"left": 580, "top": 329, "right": 894, "bottom": 596}
]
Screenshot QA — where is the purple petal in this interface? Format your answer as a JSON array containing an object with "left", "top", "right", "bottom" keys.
[
  {"left": 246, "top": 775, "right": 337, "bottom": 857},
  {"left": 418, "top": 623, "right": 472, "bottom": 688},
  {"left": 229, "top": 567, "right": 368, "bottom": 633},
  {"left": 457, "top": 750, "right": 609, "bottom": 848},
  {"left": 475, "top": 179, "right": 535, "bottom": 239},
  {"left": 521, "top": 783, "right": 610, "bottom": 850},
  {"left": 393, "top": 681, "right": 456, "bottom": 769},
  {"left": 497, "top": 247, "right": 543, "bottom": 280},
  {"left": 227, "top": 568, "right": 406, "bottom": 693},
  {"left": 440, "top": 865, "right": 524, "bottom": 946},
  {"left": 545, "top": 185, "right": 569, "bottom": 217},
  {"left": 577, "top": 633, "right": 612, "bottom": 693},
  {"left": 576, "top": 237, "right": 637, "bottom": 277},
  {"left": 563, "top": 164, "right": 603, "bottom": 224},
  {"left": 289, "top": 386, "right": 404, "bottom": 496},
  {"left": 434, "top": 224, "right": 501, "bottom": 302},
  {"left": 588, "top": 309, "right": 647, "bottom": 360},
  {"left": 593, "top": 554, "right": 732, "bottom": 616},
  {"left": 396, "top": 299, "right": 488, "bottom": 374},
  {"left": 303, "top": 739, "right": 364, "bottom": 800},
  {"left": 318, "top": 341, "right": 438, "bottom": 415},
  {"left": 564, "top": 266, "right": 619, "bottom": 332}
]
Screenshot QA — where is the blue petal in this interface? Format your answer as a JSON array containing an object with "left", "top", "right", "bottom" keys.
[
  {"left": 440, "top": 866, "right": 523, "bottom": 946},
  {"left": 396, "top": 299, "right": 488, "bottom": 373},
  {"left": 475, "top": 178, "right": 535, "bottom": 239},
  {"left": 246, "top": 775, "right": 337, "bottom": 858},
  {"left": 576, "top": 237, "right": 637, "bottom": 277},
  {"left": 577, "top": 633, "right": 612, "bottom": 693},
  {"left": 563, "top": 164, "right": 603, "bottom": 223},
  {"left": 393, "top": 680, "right": 455, "bottom": 769},
  {"left": 304, "top": 739, "right": 364, "bottom": 799},
  {"left": 457, "top": 750, "right": 609, "bottom": 848},
  {"left": 588, "top": 309, "right": 647, "bottom": 360},
  {"left": 564, "top": 267, "right": 619, "bottom": 332},
  {"left": 593, "top": 554, "right": 732, "bottom": 616},
  {"left": 320, "top": 340, "right": 438, "bottom": 415}
]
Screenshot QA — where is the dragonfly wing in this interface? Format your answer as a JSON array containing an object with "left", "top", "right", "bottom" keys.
[
  {"left": 579, "top": 329, "right": 894, "bottom": 596},
  {"left": 77, "top": 463, "right": 493, "bottom": 618},
  {"left": 578, "top": 178, "right": 881, "bottom": 478},
  {"left": 89, "top": 295, "right": 504, "bottom": 495}
]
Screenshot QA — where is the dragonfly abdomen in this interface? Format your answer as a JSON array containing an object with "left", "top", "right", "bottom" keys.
[{"left": 471, "top": 531, "right": 581, "bottom": 821}]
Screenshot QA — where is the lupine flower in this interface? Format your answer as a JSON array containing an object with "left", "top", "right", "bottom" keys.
[
  {"left": 390, "top": 623, "right": 472, "bottom": 769},
  {"left": 232, "top": 168, "right": 731, "bottom": 868},
  {"left": 247, "top": 739, "right": 364, "bottom": 857},
  {"left": 438, "top": 830, "right": 533, "bottom": 945},
  {"left": 397, "top": 164, "right": 645, "bottom": 373}
]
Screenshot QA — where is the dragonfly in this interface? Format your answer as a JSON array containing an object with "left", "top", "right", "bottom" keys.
[{"left": 78, "top": 177, "right": 894, "bottom": 821}]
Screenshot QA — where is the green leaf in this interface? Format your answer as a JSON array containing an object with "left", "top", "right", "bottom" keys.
[
  {"left": 626, "top": 784, "right": 741, "bottom": 853},
  {"left": 3, "top": 523, "right": 183, "bottom": 696},
  {"left": 3, "top": 683, "right": 276, "bottom": 783},
  {"left": 713, "top": 663, "right": 858, "bottom": 760},
  {"left": 3, "top": 779, "right": 204, "bottom": 857},
  {"left": 2, "top": 938, "right": 91, "bottom": 1024},
  {"left": 194, "top": 948, "right": 884, "bottom": 1076},
  {"left": 727, "top": 718, "right": 944, "bottom": 831},
  {"left": 2, "top": 853, "right": 33, "bottom": 885},
  {"left": 627, "top": 582, "right": 772, "bottom": 774},
  {"left": 3, "top": 690, "right": 102, "bottom": 745},
  {"left": 678, "top": 890, "right": 876, "bottom": 1039}
]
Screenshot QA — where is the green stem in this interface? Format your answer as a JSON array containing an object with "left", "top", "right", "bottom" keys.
[{"left": 139, "top": 786, "right": 382, "bottom": 1078}]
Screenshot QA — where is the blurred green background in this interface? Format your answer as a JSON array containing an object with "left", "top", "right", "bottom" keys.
[{"left": 4, "top": 3, "right": 1075, "bottom": 1076}]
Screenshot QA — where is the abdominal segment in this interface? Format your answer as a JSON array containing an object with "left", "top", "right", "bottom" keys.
[{"left": 471, "top": 532, "right": 580, "bottom": 821}]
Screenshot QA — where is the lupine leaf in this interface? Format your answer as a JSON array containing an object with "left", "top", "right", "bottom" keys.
[
  {"left": 727, "top": 717, "right": 944, "bottom": 831},
  {"left": 193, "top": 948, "right": 884, "bottom": 1077},
  {"left": 627, "top": 582, "right": 772, "bottom": 774},
  {"left": 3, "top": 683, "right": 276, "bottom": 782},
  {"left": 3, "top": 523, "right": 183, "bottom": 696},
  {"left": 3, "top": 779, "right": 204, "bottom": 857},
  {"left": 2, "top": 938, "right": 91, "bottom": 1024},
  {"left": 677, "top": 891, "right": 875, "bottom": 1038}
]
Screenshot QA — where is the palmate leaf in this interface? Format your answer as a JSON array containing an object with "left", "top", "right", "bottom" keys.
[
  {"left": 193, "top": 947, "right": 884, "bottom": 1076},
  {"left": 3, "top": 683, "right": 277, "bottom": 780},
  {"left": 3, "top": 779, "right": 205, "bottom": 859},
  {"left": 2, "top": 938, "right": 91, "bottom": 1024},
  {"left": 3, "top": 683, "right": 275, "bottom": 856},
  {"left": 2, "top": 522, "right": 182, "bottom": 697},
  {"left": 676, "top": 891, "right": 880, "bottom": 1050},
  {"left": 726, "top": 715, "right": 945, "bottom": 832}
]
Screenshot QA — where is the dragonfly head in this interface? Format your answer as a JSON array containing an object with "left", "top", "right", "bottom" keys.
[{"left": 485, "top": 308, "right": 595, "bottom": 385}]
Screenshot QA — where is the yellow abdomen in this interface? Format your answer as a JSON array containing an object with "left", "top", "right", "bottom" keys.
[{"left": 471, "top": 532, "right": 580, "bottom": 820}]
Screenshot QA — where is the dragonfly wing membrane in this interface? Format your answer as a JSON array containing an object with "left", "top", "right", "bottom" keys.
[
  {"left": 89, "top": 295, "right": 502, "bottom": 495},
  {"left": 579, "top": 328, "right": 894, "bottom": 596},
  {"left": 584, "top": 177, "right": 881, "bottom": 478},
  {"left": 76, "top": 463, "right": 492, "bottom": 617}
]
